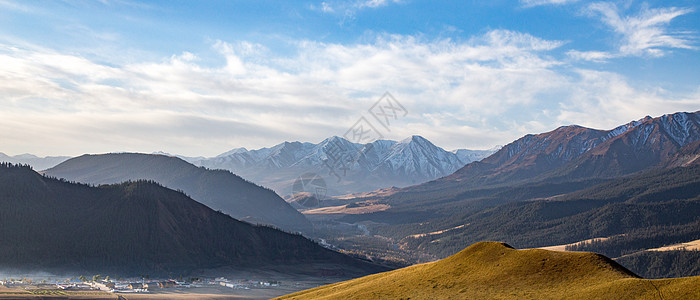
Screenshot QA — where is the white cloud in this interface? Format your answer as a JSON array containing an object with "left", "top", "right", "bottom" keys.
[
  {"left": 588, "top": 2, "right": 696, "bottom": 57},
  {"left": 520, "top": 0, "right": 579, "bottom": 8},
  {"left": 321, "top": 2, "right": 334, "bottom": 13},
  {"left": 359, "top": 0, "right": 399, "bottom": 9},
  {"left": 312, "top": 0, "right": 400, "bottom": 18},
  {"left": 566, "top": 49, "right": 615, "bottom": 62},
  {"left": 0, "top": 30, "right": 697, "bottom": 156},
  {"left": 557, "top": 69, "right": 700, "bottom": 130},
  {"left": 478, "top": 29, "right": 565, "bottom": 51}
]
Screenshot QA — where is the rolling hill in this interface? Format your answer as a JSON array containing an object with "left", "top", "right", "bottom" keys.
[
  {"left": 43, "top": 153, "right": 312, "bottom": 233},
  {"left": 277, "top": 241, "right": 700, "bottom": 299},
  {"left": 0, "top": 163, "right": 387, "bottom": 276}
]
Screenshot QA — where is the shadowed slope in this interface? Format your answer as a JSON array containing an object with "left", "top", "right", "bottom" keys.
[
  {"left": 277, "top": 242, "right": 700, "bottom": 300},
  {"left": 0, "top": 164, "right": 386, "bottom": 276},
  {"left": 43, "top": 153, "right": 312, "bottom": 233}
]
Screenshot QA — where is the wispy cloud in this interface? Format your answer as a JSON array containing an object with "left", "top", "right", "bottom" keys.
[
  {"left": 311, "top": 0, "right": 400, "bottom": 19},
  {"left": 585, "top": 2, "right": 695, "bottom": 58},
  {"left": 520, "top": 0, "right": 579, "bottom": 8},
  {"left": 0, "top": 0, "right": 33, "bottom": 12},
  {"left": 566, "top": 49, "right": 614, "bottom": 62},
  {"left": 358, "top": 0, "right": 399, "bottom": 9}
]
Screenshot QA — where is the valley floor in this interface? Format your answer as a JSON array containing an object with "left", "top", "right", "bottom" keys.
[{"left": 0, "top": 275, "right": 351, "bottom": 300}]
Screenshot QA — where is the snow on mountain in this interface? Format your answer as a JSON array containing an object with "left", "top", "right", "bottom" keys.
[
  {"left": 452, "top": 147, "right": 501, "bottom": 164},
  {"left": 657, "top": 112, "right": 700, "bottom": 146},
  {"left": 443, "top": 110, "right": 700, "bottom": 187},
  {"left": 187, "top": 136, "right": 498, "bottom": 196},
  {"left": 215, "top": 147, "right": 248, "bottom": 158},
  {"left": 605, "top": 116, "right": 650, "bottom": 140},
  {"left": 371, "top": 136, "right": 463, "bottom": 180}
]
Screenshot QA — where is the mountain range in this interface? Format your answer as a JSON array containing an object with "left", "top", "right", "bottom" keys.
[
  {"left": 181, "top": 136, "right": 497, "bottom": 197},
  {"left": 372, "top": 111, "right": 700, "bottom": 204},
  {"left": 4, "top": 110, "right": 699, "bottom": 282},
  {"left": 43, "top": 153, "right": 312, "bottom": 233},
  {"left": 429, "top": 111, "right": 700, "bottom": 189},
  {"left": 305, "top": 111, "right": 700, "bottom": 278},
  {"left": 0, "top": 163, "right": 387, "bottom": 276}
]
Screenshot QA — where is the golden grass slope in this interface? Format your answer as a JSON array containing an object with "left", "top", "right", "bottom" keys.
[{"left": 276, "top": 242, "right": 700, "bottom": 300}]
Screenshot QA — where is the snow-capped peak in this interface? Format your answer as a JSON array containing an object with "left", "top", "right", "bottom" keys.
[
  {"left": 216, "top": 147, "right": 248, "bottom": 158},
  {"left": 187, "top": 135, "right": 499, "bottom": 195},
  {"left": 399, "top": 135, "right": 430, "bottom": 144}
]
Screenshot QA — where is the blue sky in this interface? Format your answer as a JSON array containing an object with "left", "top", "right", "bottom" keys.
[{"left": 0, "top": 0, "right": 699, "bottom": 156}]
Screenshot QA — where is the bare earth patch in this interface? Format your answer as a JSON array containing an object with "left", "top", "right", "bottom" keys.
[
  {"left": 302, "top": 203, "right": 390, "bottom": 215},
  {"left": 406, "top": 224, "right": 469, "bottom": 239},
  {"left": 333, "top": 187, "right": 401, "bottom": 200},
  {"left": 646, "top": 239, "right": 700, "bottom": 251},
  {"left": 538, "top": 236, "right": 619, "bottom": 252}
]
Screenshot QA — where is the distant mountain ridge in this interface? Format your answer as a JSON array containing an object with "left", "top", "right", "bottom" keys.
[
  {"left": 182, "top": 136, "right": 498, "bottom": 196},
  {"left": 0, "top": 152, "right": 70, "bottom": 170},
  {"left": 0, "top": 163, "right": 386, "bottom": 276},
  {"left": 556, "top": 111, "right": 700, "bottom": 179},
  {"left": 44, "top": 153, "right": 312, "bottom": 233}
]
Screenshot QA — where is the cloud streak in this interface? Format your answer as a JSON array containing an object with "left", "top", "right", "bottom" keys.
[
  {"left": 311, "top": 0, "right": 401, "bottom": 20},
  {"left": 520, "top": 0, "right": 579, "bottom": 8},
  {"left": 572, "top": 2, "right": 696, "bottom": 60}
]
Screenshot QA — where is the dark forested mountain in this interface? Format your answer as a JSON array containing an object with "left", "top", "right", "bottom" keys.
[
  {"left": 321, "top": 163, "right": 700, "bottom": 278},
  {"left": 616, "top": 250, "right": 700, "bottom": 279},
  {"left": 182, "top": 136, "right": 497, "bottom": 196},
  {"left": 43, "top": 153, "right": 312, "bottom": 233},
  {"left": 401, "top": 164, "right": 700, "bottom": 256},
  {"left": 0, "top": 163, "right": 386, "bottom": 276}
]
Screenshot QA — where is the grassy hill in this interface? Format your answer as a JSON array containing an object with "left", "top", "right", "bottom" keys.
[{"left": 277, "top": 242, "right": 700, "bottom": 300}]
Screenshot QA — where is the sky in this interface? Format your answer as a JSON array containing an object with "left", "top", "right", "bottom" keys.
[{"left": 0, "top": 0, "right": 699, "bottom": 157}]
